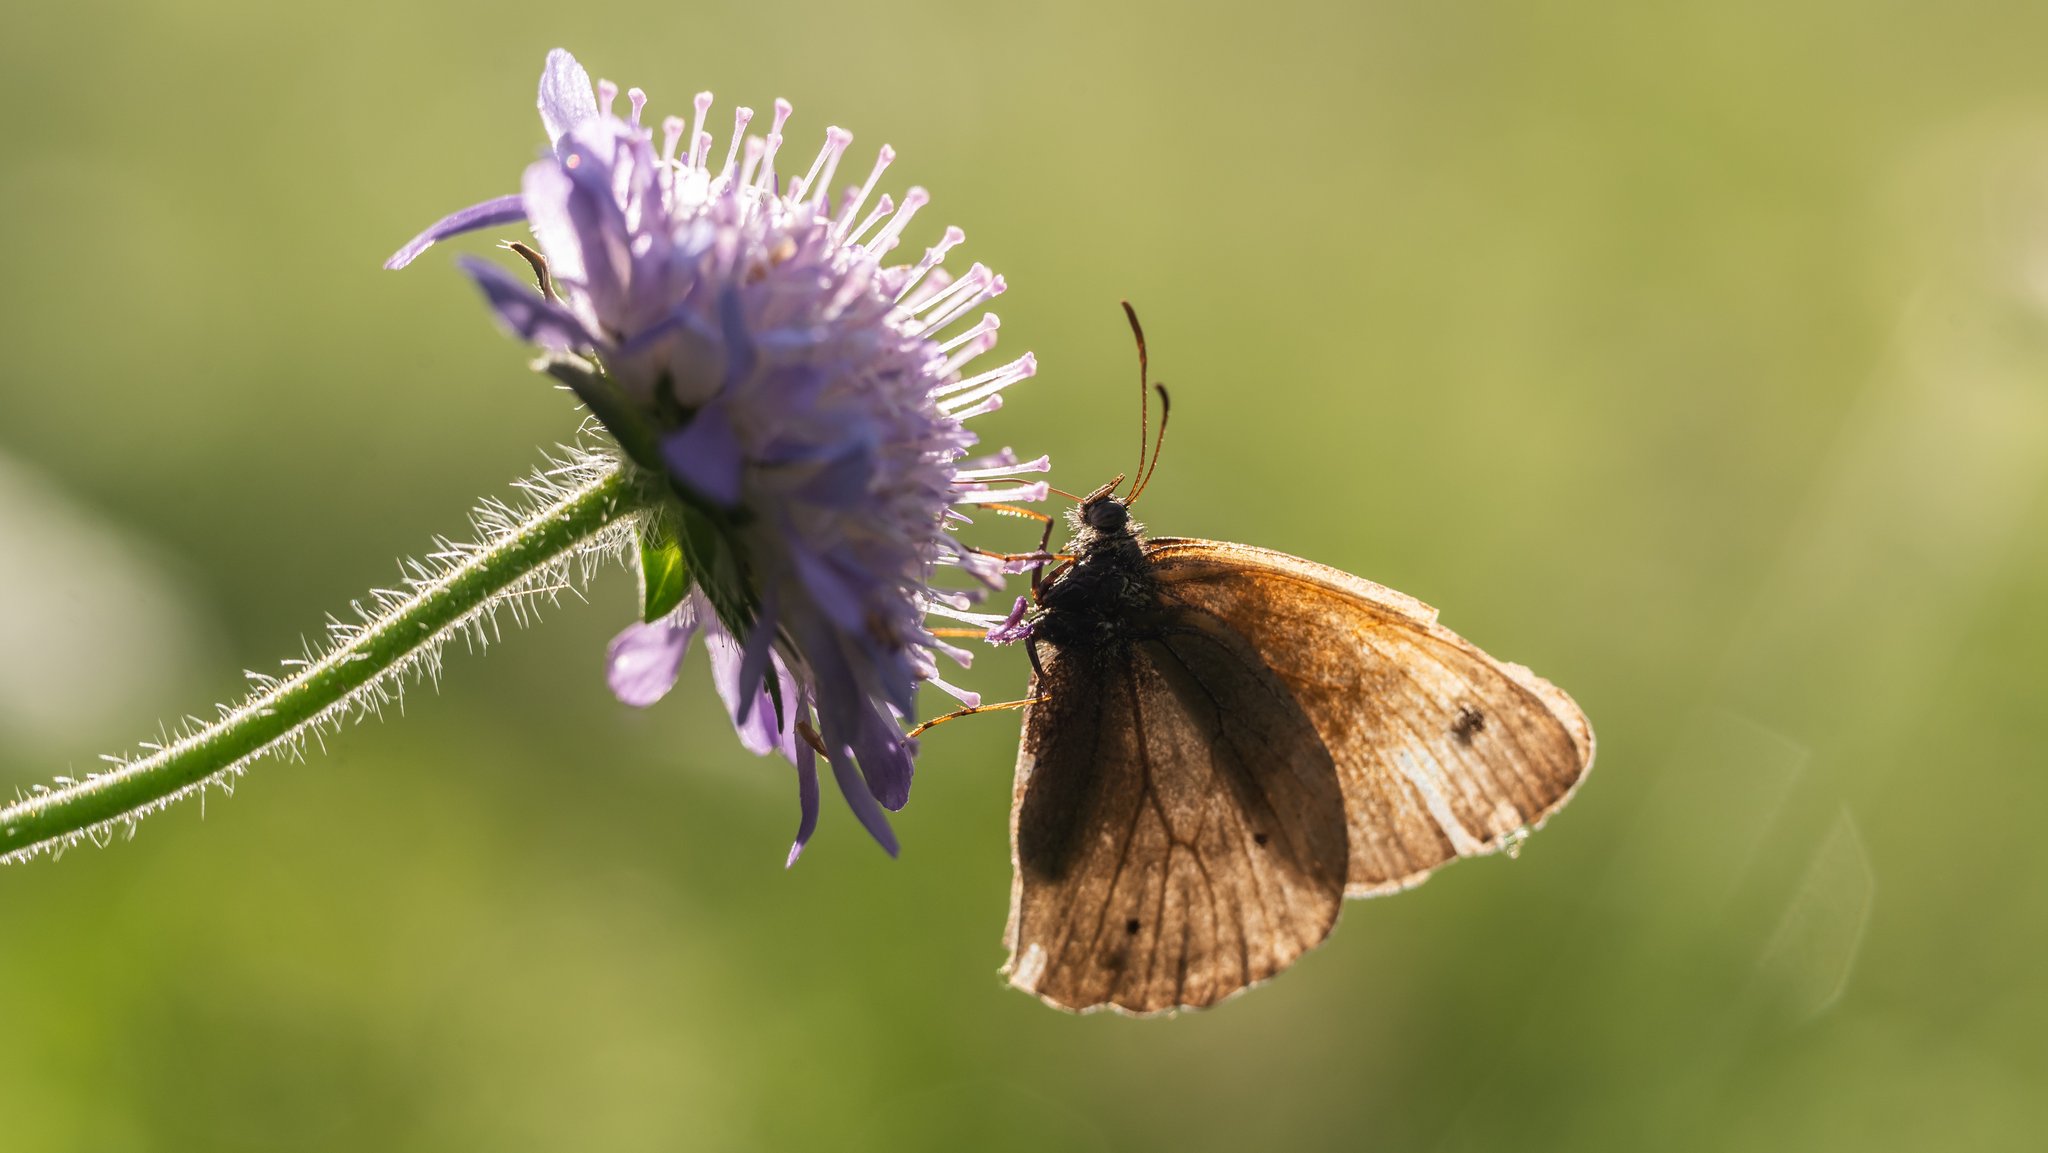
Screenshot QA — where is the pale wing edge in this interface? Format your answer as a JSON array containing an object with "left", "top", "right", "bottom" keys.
[{"left": 1144, "top": 537, "right": 1441, "bottom": 626}]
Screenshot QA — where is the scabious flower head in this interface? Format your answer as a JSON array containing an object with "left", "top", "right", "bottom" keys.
[{"left": 389, "top": 49, "right": 1048, "bottom": 863}]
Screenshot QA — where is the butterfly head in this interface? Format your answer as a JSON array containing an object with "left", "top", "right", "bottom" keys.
[{"left": 1080, "top": 480, "right": 1131, "bottom": 534}]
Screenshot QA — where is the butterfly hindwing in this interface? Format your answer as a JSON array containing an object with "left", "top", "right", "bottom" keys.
[
  {"left": 1004, "top": 604, "right": 1349, "bottom": 1014},
  {"left": 1144, "top": 539, "right": 1596, "bottom": 895}
]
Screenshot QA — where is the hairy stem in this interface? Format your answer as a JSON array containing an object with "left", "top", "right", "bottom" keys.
[{"left": 1, "top": 453, "right": 651, "bottom": 865}]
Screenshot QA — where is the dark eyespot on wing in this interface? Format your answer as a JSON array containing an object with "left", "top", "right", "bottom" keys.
[
  {"left": 1452, "top": 705, "right": 1485, "bottom": 746},
  {"left": 1003, "top": 611, "right": 1349, "bottom": 1015}
]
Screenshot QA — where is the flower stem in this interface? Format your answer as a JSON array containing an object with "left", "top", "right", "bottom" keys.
[{"left": 1, "top": 453, "right": 650, "bottom": 865}]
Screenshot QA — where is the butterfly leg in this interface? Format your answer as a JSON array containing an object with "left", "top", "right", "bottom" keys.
[
  {"left": 969, "top": 545, "right": 1068, "bottom": 570},
  {"left": 907, "top": 695, "right": 1047, "bottom": 739},
  {"left": 1028, "top": 514, "right": 1059, "bottom": 598},
  {"left": 1026, "top": 636, "right": 1047, "bottom": 680}
]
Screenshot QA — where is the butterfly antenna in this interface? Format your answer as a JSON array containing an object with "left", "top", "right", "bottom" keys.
[
  {"left": 1121, "top": 300, "right": 1151, "bottom": 501},
  {"left": 1127, "top": 384, "right": 1171, "bottom": 505}
]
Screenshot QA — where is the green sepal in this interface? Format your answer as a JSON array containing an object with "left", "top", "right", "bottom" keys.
[
  {"left": 538, "top": 354, "right": 665, "bottom": 473},
  {"left": 635, "top": 504, "right": 690, "bottom": 624},
  {"left": 670, "top": 498, "right": 787, "bottom": 729},
  {"left": 676, "top": 500, "right": 757, "bottom": 642}
]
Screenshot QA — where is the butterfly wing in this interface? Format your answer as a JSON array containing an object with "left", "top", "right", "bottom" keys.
[
  {"left": 1003, "top": 605, "right": 1349, "bottom": 1014},
  {"left": 1142, "top": 538, "right": 1595, "bottom": 895}
]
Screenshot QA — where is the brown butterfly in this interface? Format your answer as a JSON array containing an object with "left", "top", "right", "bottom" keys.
[{"left": 934, "top": 304, "right": 1595, "bottom": 1015}]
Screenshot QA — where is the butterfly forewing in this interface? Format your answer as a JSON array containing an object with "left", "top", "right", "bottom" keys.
[
  {"left": 1144, "top": 539, "right": 1596, "bottom": 895},
  {"left": 1004, "top": 606, "right": 1349, "bottom": 1014}
]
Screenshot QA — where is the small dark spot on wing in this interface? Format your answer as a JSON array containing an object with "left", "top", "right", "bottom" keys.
[
  {"left": 1453, "top": 705, "right": 1486, "bottom": 746},
  {"left": 1253, "top": 832, "right": 1269, "bottom": 846},
  {"left": 1126, "top": 917, "right": 1142, "bottom": 935}
]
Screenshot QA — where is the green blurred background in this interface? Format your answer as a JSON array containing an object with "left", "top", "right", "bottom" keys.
[{"left": 4, "top": 0, "right": 2046, "bottom": 1149}]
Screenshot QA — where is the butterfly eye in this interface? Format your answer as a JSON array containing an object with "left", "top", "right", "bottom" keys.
[{"left": 1084, "top": 500, "right": 1129, "bottom": 532}]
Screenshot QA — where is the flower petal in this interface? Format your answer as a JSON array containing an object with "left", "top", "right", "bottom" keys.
[
  {"left": 605, "top": 615, "right": 697, "bottom": 706},
  {"left": 537, "top": 48, "right": 599, "bottom": 148},
  {"left": 707, "top": 629, "right": 797, "bottom": 759},
  {"left": 719, "top": 287, "right": 760, "bottom": 389},
  {"left": 521, "top": 153, "right": 628, "bottom": 326},
  {"left": 791, "top": 547, "right": 870, "bottom": 633},
  {"left": 457, "top": 256, "right": 597, "bottom": 350},
  {"left": 853, "top": 705, "right": 915, "bottom": 811},
  {"left": 383, "top": 194, "right": 527, "bottom": 270},
  {"left": 984, "top": 595, "right": 1033, "bottom": 644},
  {"left": 660, "top": 405, "right": 745, "bottom": 507},
  {"left": 827, "top": 746, "right": 899, "bottom": 857},
  {"left": 786, "top": 743, "right": 820, "bottom": 868},
  {"left": 732, "top": 594, "right": 780, "bottom": 728}
]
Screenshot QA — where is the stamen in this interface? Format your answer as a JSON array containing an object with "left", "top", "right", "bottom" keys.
[
  {"left": 900, "top": 267, "right": 954, "bottom": 311},
  {"left": 758, "top": 99, "right": 794, "bottom": 191},
  {"left": 956, "top": 446, "right": 1019, "bottom": 472},
  {"left": 920, "top": 273, "right": 1006, "bottom": 336},
  {"left": 936, "top": 312, "right": 999, "bottom": 355},
  {"left": 925, "top": 637, "right": 976, "bottom": 668},
  {"left": 940, "top": 326, "right": 1000, "bottom": 376},
  {"left": 737, "top": 136, "right": 767, "bottom": 192},
  {"left": 954, "top": 482, "right": 1049, "bottom": 506},
  {"left": 893, "top": 226, "right": 965, "bottom": 304},
  {"left": 627, "top": 87, "right": 648, "bottom": 127},
  {"left": 924, "top": 606, "right": 1006, "bottom": 629},
  {"left": 792, "top": 126, "right": 850, "bottom": 204},
  {"left": 834, "top": 145, "right": 896, "bottom": 240},
  {"left": 865, "top": 186, "right": 929, "bottom": 256},
  {"left": 689, "top": 91, "right": 714, "bottom": 168},
  {"left": 846, "top": 194, "right": 896, "bottom": 247},
  {"left": 935, "top": 351, "right": 1035, "bottom": 401},
  {"left": 926, "top": 676, "right": 981, "bottom": 709},
  {"left": 661, "top": 116, "right": 687, "bottom": 165},
  {"left": 807, "top": 127, "right": 853, "bottom": 210},
  {"left": 948, "top": 394, "right": 1005, "bottom": 421},
  {"left": 921, "top": 590, "right": 988, "bottom": 615},
  {"left": 719, "top": 107, "right": 755, "bottom": 184},
  {"left": 598, "top": 79, "right": 619, "bottom": 117},
  {"left": 908, "top": 262, "right": 987, "bottom": 319},
  {"left": 952, "top": 455, "right": 1050, "bottom": 481}
]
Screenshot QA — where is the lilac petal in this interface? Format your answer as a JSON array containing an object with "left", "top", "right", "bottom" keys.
[
  {"left": 719, "top": 287, "right": 759, "bottom": 388},
  {"left": 795, "top": 440, "right": 879, "bottom": 509},
  {"left": 791, "top": 547, "right": 869, "bottom": 633},
  {"left": 383, "top": 194, "right": 527, "bottom": 270},
  {"left": 522, "top": 153, "right": 628, "bottom": 324},
  {"left": 984, "top": 595, "right": 1033, "bottom": 644},
  {"left": 537, "top": 48, "right": 599, "bottom": 148},
  {"left": 785, "top": 743, "right": 820, "bottom": 868},
  {"left": 732, "top": 595, "right": 779, "bottom": 727},
  {"left": 707, "top": 631, "right": 795, "bottom": 758},
  {"left": 794, "top": 619, "right": 861, "bottom": 740},
  {"left": 457, "top": 257, "right": 597, "bottom": 350},
  {"left": 661, "top": 404, "right": 745, "bottom": 507},
  {"left": 606, "top": 617, "right": 697, "bottom": 706},
  {"left": 852, "top": 705, "right": 915, "bottom": 811},
  {"left": 827, "top": 746, "right": 899, "bottom": 857}
]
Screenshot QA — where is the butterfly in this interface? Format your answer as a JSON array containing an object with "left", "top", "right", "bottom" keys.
[{"left": 933, "top": 305, "right": 1595, "bottom": 1015}]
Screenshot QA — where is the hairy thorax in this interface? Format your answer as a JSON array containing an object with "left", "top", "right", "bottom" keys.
[{"left": 1032, "top": 521, "right": 1168, "bottom": 655}]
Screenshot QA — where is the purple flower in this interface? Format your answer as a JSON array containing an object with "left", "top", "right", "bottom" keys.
[{"left": 391, "top": 49, "right": 1050, "bottom": 863}]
